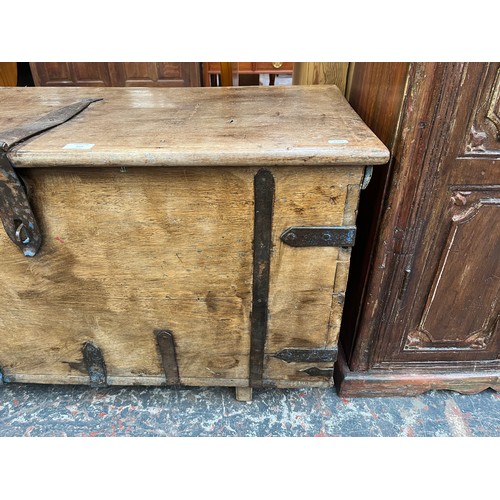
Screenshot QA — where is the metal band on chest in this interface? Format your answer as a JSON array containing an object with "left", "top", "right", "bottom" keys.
[{"left": 249, "top": 169, "right": 274, "bottom": 388}]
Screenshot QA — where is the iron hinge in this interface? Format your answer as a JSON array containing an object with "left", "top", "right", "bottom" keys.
[
  {"left": 0, "top": 97, "right": 101, "bottom": 257},
  {"left": 0, "top": 153, "right": 42, "bottom": 256},
  {"left": 300, "top": 367, "right": 334, "bottom": 378}
]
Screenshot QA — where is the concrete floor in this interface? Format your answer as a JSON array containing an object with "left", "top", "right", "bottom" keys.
[{"left": 0, "top": 383, "right": 498, "bottom": 437}]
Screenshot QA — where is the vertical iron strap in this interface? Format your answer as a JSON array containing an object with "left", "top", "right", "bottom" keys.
[
  {"left": 250, "top": 169, "right": 274, "bottom": 388},
  {"left": 156, "top": 330, "right": 180, "bottom": 385}
]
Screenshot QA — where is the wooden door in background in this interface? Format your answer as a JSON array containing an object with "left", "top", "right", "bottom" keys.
[{"left": 29, "top": 63, "right": 201, "bottom": 87}]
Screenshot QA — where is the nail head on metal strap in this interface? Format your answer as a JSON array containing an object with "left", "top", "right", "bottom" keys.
[{"left": 280, "top": 226, "right": 357, "bottom": 247}]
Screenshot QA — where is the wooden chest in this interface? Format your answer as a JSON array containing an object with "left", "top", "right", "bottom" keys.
[{"left": 0, "top": 85, "right": 388, "bottom": 400}]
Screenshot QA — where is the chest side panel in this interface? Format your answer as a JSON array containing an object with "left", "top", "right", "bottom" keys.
[{"left": 264, "top": 166, "right": 364, "bottom": 386}]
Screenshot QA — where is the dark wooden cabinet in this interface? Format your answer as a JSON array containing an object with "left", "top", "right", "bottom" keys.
[
  {"left": 29, "top": 63, "right": 201, "bottom": 87},
  {"left": 336, "top": 62, "right": 500, "bottom": 396}
]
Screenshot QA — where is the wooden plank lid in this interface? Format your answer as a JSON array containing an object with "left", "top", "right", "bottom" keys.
[{"left": 0, "top": 85, "right": 389, "bottom": 168}]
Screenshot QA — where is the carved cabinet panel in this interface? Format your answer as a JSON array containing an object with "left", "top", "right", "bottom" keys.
[
  {"left": 404, "top": 189, "right": 499, "bottom": 355},
  {"left": 340, "top": 62, "right": 500, "bottom": 398},
  {"left": 375, "top": 64, "right": 500, "bottom": 365},
  {"left": 372, "top": 63, "right": 500, "bottom": 366}
]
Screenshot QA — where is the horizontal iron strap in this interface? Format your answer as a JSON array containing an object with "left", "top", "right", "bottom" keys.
[
  {"left": 273, "top": 348, "right": 338, "bottom": 363},
  {"left": 280, "top": 226, "right": 356, "bottom": 247}
]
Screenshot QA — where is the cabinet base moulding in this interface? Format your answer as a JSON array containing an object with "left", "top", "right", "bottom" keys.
[{"left": 334, "top": 346, "right": 500, "bottom": 397}]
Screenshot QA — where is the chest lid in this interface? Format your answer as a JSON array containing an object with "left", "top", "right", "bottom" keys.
[{"left": 0, "top": 85, "right": 389, "bottom": 168}]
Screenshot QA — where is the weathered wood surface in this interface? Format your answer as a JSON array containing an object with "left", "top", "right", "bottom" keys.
[
  {"left": 264, "top": 167, "right": 363, "bottom": 384},
  {"left": 0, "top": 86, "right": 389, "bottom": 168},
  {"left": 0, "top": 165, "right": 364, "bottom": 388},
  {"left": 0, "top": 167, "right": 253, "bottom": 385}
]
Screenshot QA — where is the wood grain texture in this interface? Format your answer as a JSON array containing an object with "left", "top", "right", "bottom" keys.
[
  {"left": 341, "top": 62, "right": 410, "bottom": 364},
  {"left": 264, "top": 167, "right": 364, "bottom": 384},
  {"left": 292, "top": 63, "right": 349, "bottom": 94},
  {"left": 0, "top": 85, "right": 378, "bottom": 390},
  {"left": 0, "top": 164, "right": 363, "bottom": 388},
  {"left": 0, "top": 86, "right": 389, "bottom": 168},
  {"left": 0, "top": 63, "right": 17, "bottom": 86},
  {"left": 0, "top": 167, "right": 255, "bottom": 384}
]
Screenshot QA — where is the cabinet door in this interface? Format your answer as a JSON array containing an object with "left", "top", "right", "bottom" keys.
[
  {"left": 373, "top": 63, "right": 500, "bottom": 366},
  {"left": 30, "top": 63, "right": 200, "bottom": 87},
  {"left": 30, "top": 63, "right": 112, "bottom": 86},
  {"left": 108, "top": 63, "right": 200, "bottom": 87}
]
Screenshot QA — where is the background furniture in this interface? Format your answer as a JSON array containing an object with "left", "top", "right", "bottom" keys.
[
  {"left": 337, "top": 62, "right": 500, "bottom": 396},
  {"left": 203, "top": 62, "right": 293, "bottom": 86},
  {"left": 0, "top": 63, "right": 17, "bottom": 86},
  {"left": 293, "top": 62, "right": 349, "bottom": 94},
  {"left": 29, "top": 63, "right": 201, "bottom": 87}
]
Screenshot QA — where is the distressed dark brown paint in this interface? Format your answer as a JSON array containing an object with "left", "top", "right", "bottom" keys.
[
  {"left": 250, "top": 169, "right": 274, "bottom": 388},
  {"left": 335, "top": 345, "right": 500, "bottom": 397},
  {"left": 341, "top": 62, "right": 410, "bottom": 364},
  {"left": 338, "top": 63, "right": 500, "bottom": 396}
]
